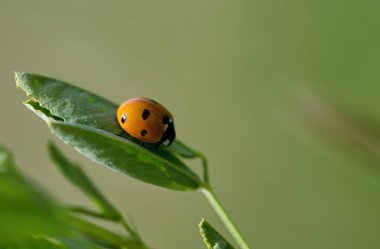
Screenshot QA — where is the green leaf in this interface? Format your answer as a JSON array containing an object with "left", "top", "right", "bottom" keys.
[
  {"left": 0, "top": 145, "right": 145, "bottom": 248},
  {"left": 58, "top": 235, "right": 111, "bottom": 249},
  {"left": 0, "top": 145, "right": 18, "bottom": 174},
  {"left": 49, "top": 121, "right": 199, "bottom": 190},
  {"left": 0, "top": 146, "right": 67, "bottom": 241},
  {"left": 17, "top": 72, "right": 201, "bottom": 191},
  {"left": 0, "top": 237, "right": 68, "bottom": 249},
  {"left": 48, "top": 142, "right": 121, "bottom": 220},
  {"left": 69, "top": 216, "right": 146, "bottom": 249},
  {"left": 16, "top": 72, "right": 121, "bottom": 134},
  {"left": 167, "top": 140, "right": 200, "bottom": 158},
  {"left": 16, "top": 72, "right": 197, "bottom": 158},
  {"left": 199, "top": 219, "right": 234, "bottom": 249}
]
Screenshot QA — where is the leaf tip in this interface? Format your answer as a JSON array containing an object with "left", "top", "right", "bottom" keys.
[
  {"left": 199, "top": 218, "right": 207, "bottom": 238},
  {"left": 199, "top": 218, "right": 212, "bottom": 249},
  {"left": 199, "top": 218, "right": 206, "bottom": 227},
  {"left": 14, "top": 71, "right": 21, "bottom": 88},
  {"left": 14, "top": 72, "right": 30, "bottom": 93}
]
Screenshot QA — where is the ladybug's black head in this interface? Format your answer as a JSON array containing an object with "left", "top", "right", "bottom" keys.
[{"left": 160, "top": 122, "right": 176, "bottom": 147}]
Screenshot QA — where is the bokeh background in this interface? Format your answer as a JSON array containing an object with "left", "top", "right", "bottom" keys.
[{"left": 1, "top": 0, "right": 380, "bottom": 248}]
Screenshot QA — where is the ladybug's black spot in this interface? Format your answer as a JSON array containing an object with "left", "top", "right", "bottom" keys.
[
  {"left": 121, "top": 114, "right": 127, "bottom": 123},
  {"left": 163, "top": 115, "right": 170, "bottom": 124},
  {"left": 142, "top": 109, "right": 150, "bottom": 120},
  {"left": 141, "top": 129, "right": 147, "bottom": 136}
]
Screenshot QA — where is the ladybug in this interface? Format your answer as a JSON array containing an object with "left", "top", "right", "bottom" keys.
[{"left": 117, "top": 97, "right": 176, "bottom": 147}]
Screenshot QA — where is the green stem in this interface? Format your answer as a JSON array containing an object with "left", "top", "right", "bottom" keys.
[
  {"left": 199, "top": 154, "right": 209, "bottom": 184},
  {"left": 69, "top": 216, "right": 140, "bottom": 248},
  {"left": 201, "top": 185, "right": 251, "bottom": 249},
  {"left": 69, "top": 206, "right": 139, "bottom": 239},
  {"left": 70, "top": 206, "right": 115, "bottom": 220},
  {"left": 120, "top": 217, "right": 140, "bottom": 240}
]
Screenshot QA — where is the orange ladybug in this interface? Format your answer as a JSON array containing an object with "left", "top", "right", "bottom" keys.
[{"left": 117, "top": 97, "right": 176, "bottom": 147}]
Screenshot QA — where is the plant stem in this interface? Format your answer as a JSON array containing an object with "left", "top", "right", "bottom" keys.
[
  {"left": 69, "top": 216, "right": 138, "bottom": 248},
  {"left": 70, "top": 206, "right": 139, "bottom": 239},
  {"left": 201, "top": 185, "right": 251, "bottom": 249},
  {"left": 70, "top": 206, "right": 114, "bottom": 220},
  {"left": 199, "top": 154, "right": 209, "bottom": 184},
  {"left": 120, "top": 217, "right": 140, "bottom": 240}
]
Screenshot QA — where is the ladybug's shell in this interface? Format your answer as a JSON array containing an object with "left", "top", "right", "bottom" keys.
[{"left": 117, "top": 97, "right": 173, "bottom": 144}]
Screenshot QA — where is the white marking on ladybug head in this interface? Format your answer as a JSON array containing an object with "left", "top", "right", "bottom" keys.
[{"left": 162, "top": 139, "right": 170, "bottom": 146}]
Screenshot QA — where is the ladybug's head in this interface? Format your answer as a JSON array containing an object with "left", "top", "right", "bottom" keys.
[{"left": 160, "top": 122, "right": 176, "bottom": 146}]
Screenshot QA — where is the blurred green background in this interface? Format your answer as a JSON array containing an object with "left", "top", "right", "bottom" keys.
[{"left": 1, "top": 0, "right": 380, "bottom": 248}]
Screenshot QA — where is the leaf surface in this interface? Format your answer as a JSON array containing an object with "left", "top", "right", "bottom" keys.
[
  {"left": 199, "top": 219, "right": 234, "bottom": 249},
  {"left": 17, "top": 72, "right": 201, "bottom": 190},
  {"left": 0, "top": 146, "right": 67, "bottom": 241},
  {"left": 48, "top": 142, "right": 120, "bottom": 219}
]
